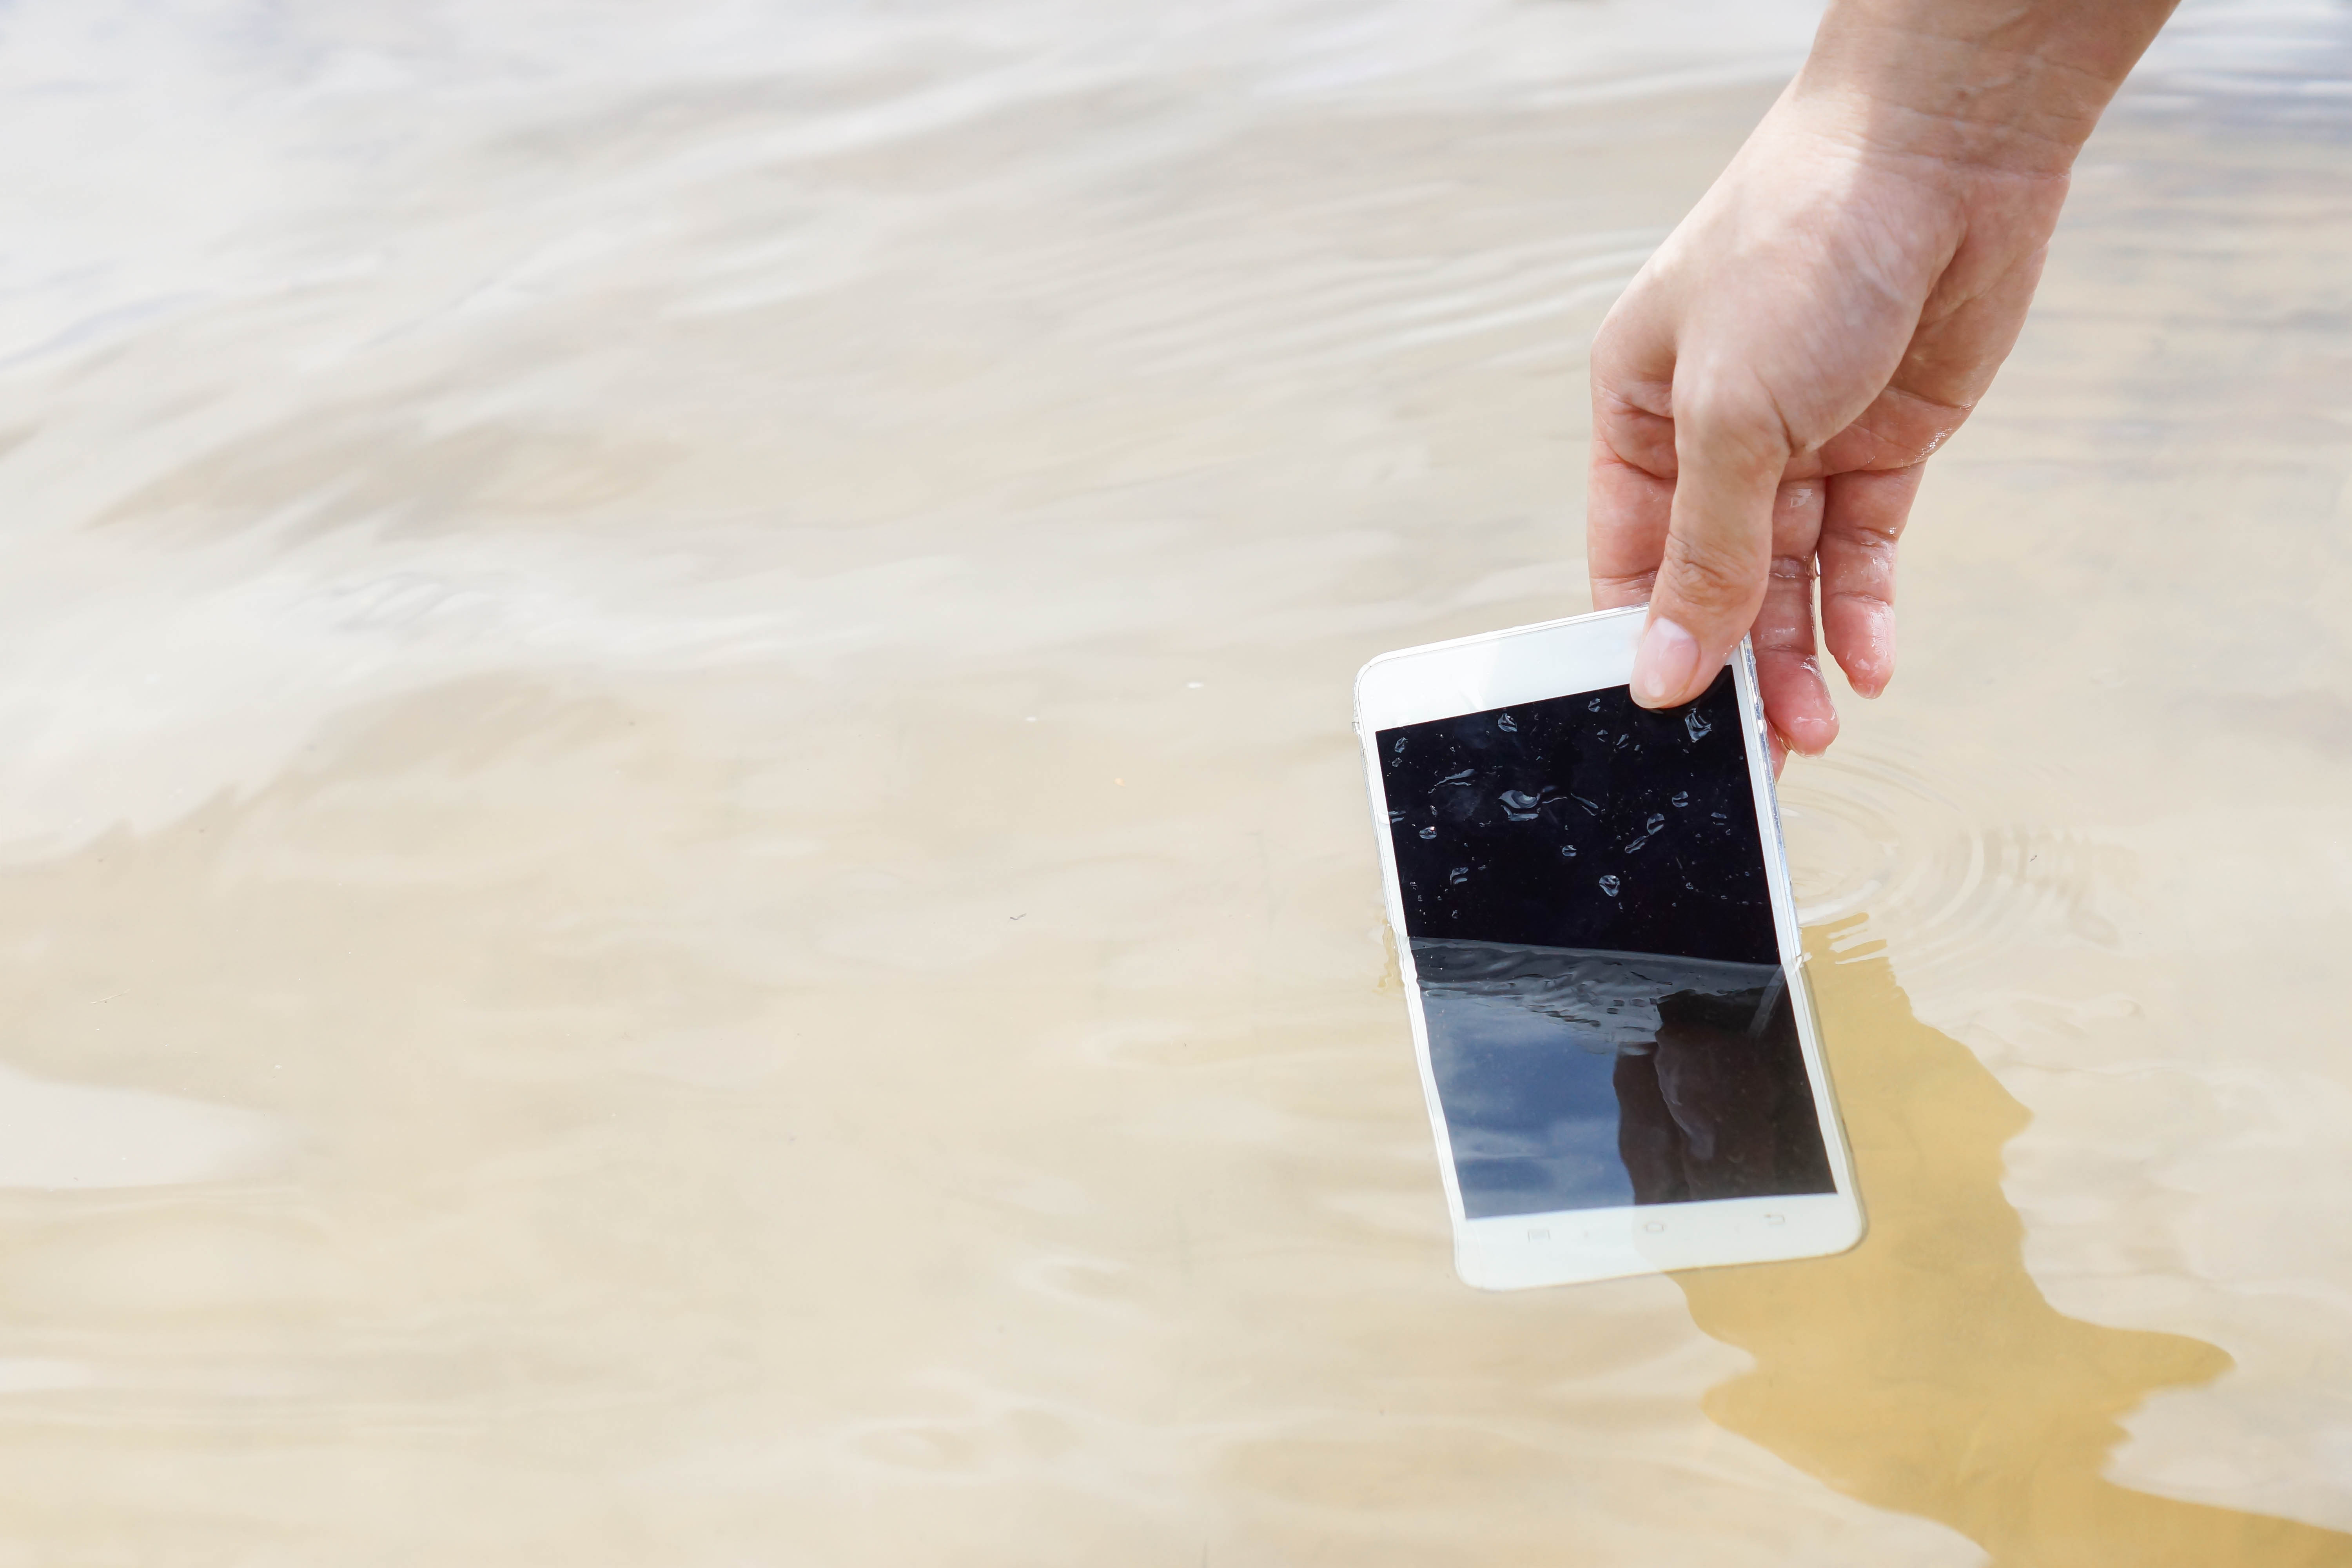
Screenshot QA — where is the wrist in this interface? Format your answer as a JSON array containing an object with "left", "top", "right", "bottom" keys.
[{"left": 1792, "top": 0, "right": 2178, "bottom": 176}]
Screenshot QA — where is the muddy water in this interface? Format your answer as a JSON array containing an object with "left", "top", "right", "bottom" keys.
[{"left": 0, "top": 0, "right": 2347, "bottom": 1562}]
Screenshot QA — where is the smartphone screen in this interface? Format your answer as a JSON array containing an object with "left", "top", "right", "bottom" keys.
[{"left": 1376, "top": 667, "right": 1834, "bottom": 1220}]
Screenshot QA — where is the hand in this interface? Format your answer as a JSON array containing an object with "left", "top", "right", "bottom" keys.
[{"left": 1587, "top": 1, "right": 2175, "bottom": 760}]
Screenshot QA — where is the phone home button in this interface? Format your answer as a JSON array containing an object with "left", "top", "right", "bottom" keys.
[{"left": 1642, "top": 1220, "right": 1666, "bottom": 1234}]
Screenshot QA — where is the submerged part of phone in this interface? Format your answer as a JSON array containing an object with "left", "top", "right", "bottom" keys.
[{"left": 1377, "top": 668, "right": 1834, "bottom": 1220}]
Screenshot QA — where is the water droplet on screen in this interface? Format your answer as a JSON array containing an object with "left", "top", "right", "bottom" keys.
[
  {"left": 1615, "top": 733, "right": 1630, "bottom": 749},
  {"left": 1388, "top": 809, "right": 1405, "bottom": 822},
  {"left": 1685, "top": 710, "right": 1713, "bottom": 742},
  {"left": 1587, "top": 698, "right": 1602, "bottom": 712},
  {"left": 1646, "top": 813, "right": 1666, "bottom": 834},
  {"left": 1448, "top": 866, "right": 1470, "bottom": 885},
  {"left": 1598, "top": 875, "right": 1621, "bottom": 897},
  {"left": 1497, "top": 713, "right": 1517, "bottom": 732},
  {"left": 1392, "top": 737, "right": 1406, "bottom": 754},
  {"left": 1623, "top": 834, "right": 1650, "bottom": 853},
  {"left": 1418, "top": 826, "right": 1437, "bottom": 840},
  {"left": 1572, "top": 794, "right": 1601, "bottom": 816},
  {"left": 1559, "top": 844, "right": 1577, "bottom": 858},
  {"left": 1671, "top": 791, "right": 1689, "bottom": 808},
  {"left": 1436, "top": 768, "right": 1475, "bottom": 788},
  {"left": 1498, "top": 789, "right": 1539, "bottom": 820}
]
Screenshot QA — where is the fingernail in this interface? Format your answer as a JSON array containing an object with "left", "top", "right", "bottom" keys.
[{"left": 1631, "top": 615, "right": 1700, "bottom": 707}]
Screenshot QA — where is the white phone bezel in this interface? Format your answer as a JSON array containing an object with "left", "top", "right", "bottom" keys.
[{"left": 1355, "top": 606, "right": 1864, "bottom": 1289}]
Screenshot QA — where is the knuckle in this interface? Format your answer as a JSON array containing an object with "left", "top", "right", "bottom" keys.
[
  {"left": 1593, "top": 568, "right": 1660, "bottom": 598},
  {"left": 1821, "top": 530, "right": 1902, "bottom": 593},
  {"left": 1595, "top": 413, "right": 1677, "bottom": 480},
  {"left": 1826, "top": 584, "right": 1895, "bottom": 611},
  {"left": 1662, "top": 535, "right": 1762, "bottom": 613},
  {"left": 1752, "top": 616, "right": 1817, "bottom": 653},
  {"left": 1673, "top": 384, "right": 1793, "bottom": 460},
  {"left": 1673, "top": 379, "right": 1769, "bottom": 430},
  {"left": 1838, "top": 510, "right": 1907, "bottom": 546}
]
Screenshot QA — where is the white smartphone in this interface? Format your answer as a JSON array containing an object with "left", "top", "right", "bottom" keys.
[{"left": 1355, "top": 606, "right": 1864, "bottom": 1289}]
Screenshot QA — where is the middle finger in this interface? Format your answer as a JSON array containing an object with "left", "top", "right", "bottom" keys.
[{"left": 1750, "top": 477, "right": 1836, "bottom": 759}]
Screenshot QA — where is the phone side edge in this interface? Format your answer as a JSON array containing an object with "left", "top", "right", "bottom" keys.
[
  {"left": 1733, "top": 639, "right": 1867, "bottom": 1254},
  {"left": 1350, "top": 685, "right": 1476, "bottom": 1250}
]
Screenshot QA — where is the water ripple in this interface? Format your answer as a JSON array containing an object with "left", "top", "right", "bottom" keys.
[{"left": 1781, "top": 743, "right": 2127, "bottom": 978}]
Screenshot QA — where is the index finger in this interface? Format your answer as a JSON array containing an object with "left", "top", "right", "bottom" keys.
[{"left": 1588, "top": 403, "right": 1675, "bottom": 611}]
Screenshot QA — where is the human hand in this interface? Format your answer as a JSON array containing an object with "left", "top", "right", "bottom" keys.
[{"left": 1587, "top": 0, "right": 2175, "bottom": 760}]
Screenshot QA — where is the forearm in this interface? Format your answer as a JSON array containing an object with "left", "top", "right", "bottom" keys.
[{"left": 1796, "top": 0, "right": 2182, "bottom": 174}]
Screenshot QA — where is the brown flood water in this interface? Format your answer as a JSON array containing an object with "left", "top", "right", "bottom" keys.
[{"left": 0, "top": 1, "right": 2348, "bottom": 1562}]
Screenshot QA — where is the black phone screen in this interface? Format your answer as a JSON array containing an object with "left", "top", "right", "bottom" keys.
[{"left": 1376, "top": 667, "right": 1834, "bottom": 1219}]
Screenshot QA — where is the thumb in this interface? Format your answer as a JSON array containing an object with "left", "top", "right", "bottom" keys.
[{"left": 1631, "top": 387, "right": 1788, "bottom": 708}]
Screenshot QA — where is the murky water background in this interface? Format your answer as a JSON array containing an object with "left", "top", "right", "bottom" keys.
[{"left": 0, "top": 0, "right": 2349, "bottom": 1561}]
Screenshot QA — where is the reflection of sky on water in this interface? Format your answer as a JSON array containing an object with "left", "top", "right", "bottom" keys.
[
  {"left": 1417, "top": 938, "right": 1800, "bottom": 1218},
  {"left": 1422, "top": 987, "right": 1632, "bottom": 1218}
]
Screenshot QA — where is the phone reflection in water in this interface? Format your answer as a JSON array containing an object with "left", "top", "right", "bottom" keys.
[
  {"left": 1613, "top": 984, "right": 1833, "bottom": 1205},
  {"left": 1413, "top": 938, "right": 1832, "bottom": 1218}
]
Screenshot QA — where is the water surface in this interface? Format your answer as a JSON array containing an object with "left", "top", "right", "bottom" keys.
[{"left": 0, "top": 0, "right": 2348, "bottom": 1561}]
